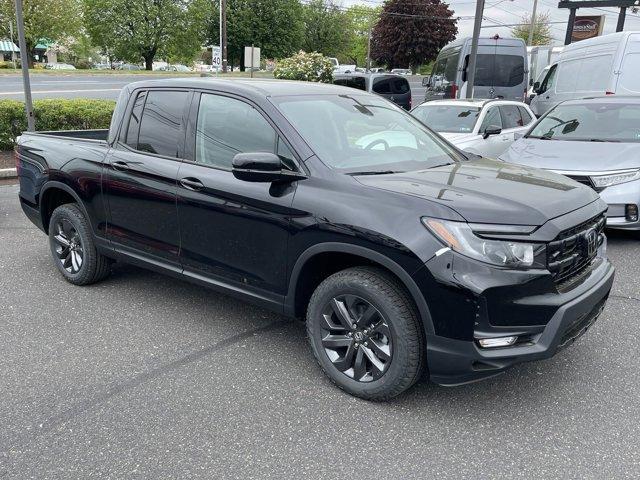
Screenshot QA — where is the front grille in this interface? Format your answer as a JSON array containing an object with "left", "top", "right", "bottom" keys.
[
  {"left": 547, "top": 213, "right": 605, "bottom": 287},
  {"left": 559, "top": 296, "right": 607, "bottom": 347},
  {"left": 566, "top": 175, "right": 604, "bottom": 193}
]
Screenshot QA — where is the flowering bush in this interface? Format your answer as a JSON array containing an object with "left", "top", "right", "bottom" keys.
[{"left": 273, "top": 51, "right": 333, "bottom": 83}]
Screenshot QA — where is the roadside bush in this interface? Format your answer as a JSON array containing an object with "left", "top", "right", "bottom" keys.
[
  {"left": 273, "top": 51, "right": 333, "bottom": 83},
  {"left": 73, "top": 60, "right": 92, "bottom": 70},
  {"left": 0, "top": 99, "right": 115, "bottom": 150}
]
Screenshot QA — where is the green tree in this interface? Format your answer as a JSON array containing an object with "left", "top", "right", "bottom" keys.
[
  {"left": 371, "top": 0, "right": 457, "bottom": 73},
  {"left": 0, "top": 0, "right": 83, "bottom": 66},
  {"left": 301, "top": 0, "right": 350, "bottom": 57},
  {"left": 343, "top": 4, "right": 380, "bottom": 67},
  {"left": 83, "top": 0, "right": 187, "bottom": 70},
  {"left": 512, "top": 12, "right": 553, "bottom": 46}
]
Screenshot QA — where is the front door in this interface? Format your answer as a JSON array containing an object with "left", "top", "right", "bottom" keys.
[
  {"left": 104, "top": 89, "right": 190, "bottom": 265},
  {"left": 176, "top": 92, "right": 299, "bottom": 298},
  {"left": 477, "top": 106, "right": 509, "bottom": 158}
]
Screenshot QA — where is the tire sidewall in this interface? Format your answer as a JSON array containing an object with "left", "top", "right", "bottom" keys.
[{"left": 307, "top": 273, "right": 418, "bottom": 398}]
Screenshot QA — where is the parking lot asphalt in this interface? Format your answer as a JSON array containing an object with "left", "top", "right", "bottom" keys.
[
  {"left": 1, "top": 182, "right": 639, "bottom": 479},
  {"left": 0, "top": 73, "right": 427, "bottom": 103}
]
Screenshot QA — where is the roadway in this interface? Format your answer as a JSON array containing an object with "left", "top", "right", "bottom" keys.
[
  {"left": 0, "top": 72, "right": 427, "bottom": 103},
  {"left": 1, "top": 183, "right": 639, "bottom": 478}
]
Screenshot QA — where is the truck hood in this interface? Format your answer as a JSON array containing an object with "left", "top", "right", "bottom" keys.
[
  {"left": 354, "top": 158, "right": 599, "bottom": 226},
  {"left": 501, "top": 138, "right": 640, "bottom": 172}
]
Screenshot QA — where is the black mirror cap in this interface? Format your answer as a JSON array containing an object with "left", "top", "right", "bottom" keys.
[
  {"left": 232, "top": 152, "right": 306, "bottom": 183},
  {"left": 422, "top": 76, "right": 430, "bottom": 87},
  {"left": 533, "top": 81, "right": 541, "bottom": 93},
  {"left": 482, "top": 125, "right": 502, "bottom": 139}
]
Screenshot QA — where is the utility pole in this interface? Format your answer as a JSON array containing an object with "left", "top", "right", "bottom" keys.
[
  {"left": 221, "top": 0, "right": 228, "bottom": 73},
  {"left": 15, "top": 0, "right": 35, "bottom": 131},
  {"left": 465, "top": 0, "right": 485, "bottom": 99},
  {"left": 527, "top": 0, "right": 539, "bottom": 46},
  {"left": 9, "top": 21, "right": 17, "bottom": 69},
  {"left": 366, "top": 24, "right": 372, "bottom": 72}
]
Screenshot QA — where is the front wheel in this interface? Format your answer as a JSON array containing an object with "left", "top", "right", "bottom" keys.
[
  {"left": 306, "top": 266, "right": 425, "bottom": 401},
  {"left": 48, "top": 203, "right": 112, "bottom": 285}
]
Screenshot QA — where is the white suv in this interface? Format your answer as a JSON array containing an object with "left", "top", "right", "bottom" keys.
[{"left": 411, "top": 99, "right": 536, "bottom": 158}]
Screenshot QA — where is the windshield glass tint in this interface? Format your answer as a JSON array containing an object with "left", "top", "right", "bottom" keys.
[
  {"left": 273, "top": 94, "right": 460, "bottom": 173},
  {"left": 412, "top": 105, "right": 480, "bottom": 133},
  {"left": 528, "top": 103, "right": 640, "bottom": 142},
  {"left": 475, "top": 55, "right": 525, "bottom": 87}
]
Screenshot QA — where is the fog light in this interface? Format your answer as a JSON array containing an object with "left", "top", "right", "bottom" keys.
[
  {"left": 626, "top": 204, "right": 638, "bottom": 222},
  {"left": 478, "top": 336, "right": 518, "bottom": 348}
]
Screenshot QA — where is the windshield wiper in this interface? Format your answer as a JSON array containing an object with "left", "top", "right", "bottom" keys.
[{"left": 346, "top": 170, "right": 404, "bottom": 176}]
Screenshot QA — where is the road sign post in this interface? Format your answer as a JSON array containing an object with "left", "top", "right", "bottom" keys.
[{"left": 15, "top": 0, "right": 35, "bottom": 131}]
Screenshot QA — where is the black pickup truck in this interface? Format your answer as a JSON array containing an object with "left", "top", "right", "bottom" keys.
[{"left": 16, "top": 79, "right": 614, "bottom": 400}]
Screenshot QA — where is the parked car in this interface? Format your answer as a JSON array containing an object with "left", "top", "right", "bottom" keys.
[
  {"left": 333, "top": 73, "right": 412, "bottom": 110},
  {"left": 118, "top": 63, "right": 143, "bottom": 71},
  {"left": 530, "top": 31, "right": 640, "bottom": 117},
  {"left": 423, "top": 36, "right": 528, "bottom": 102},
  {"left": 44, "top": 63, "right": 76, "bottom": 70},
  {"left": 411, "top": 99, "right": 536, "bottom": 157},
  {"left": 161, "top": 64, "right": 192, "bottom": 72},
  {"left": 16, "top": 79, "right": 613, "bottom": 400},
  {"left": 391, "top": 68, "right": 412, "bottom": 75},
  {"left": 501, "top": 96, "right": 640, "bottom": 231}
]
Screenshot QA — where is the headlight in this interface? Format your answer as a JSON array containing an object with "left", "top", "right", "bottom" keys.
[
  {"left": 422, "top": 218, "right": 546, "bottom": 268},
  {"left": 591, "top": 170, "right": 640, "bottom": 188}
]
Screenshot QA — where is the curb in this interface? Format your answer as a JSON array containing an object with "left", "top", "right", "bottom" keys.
[{"left": 0, "top": 168, "right": 17, "bottom": 179}]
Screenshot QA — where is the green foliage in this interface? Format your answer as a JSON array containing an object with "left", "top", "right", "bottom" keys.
[
  {"left": 512, "top": 12, "right": 553, "bottom": 46},
  {"left": 0, "top": 99, "right": 115, "bottom": 150},
  {"left": 343, "top": 5, "right": 380, "bottom": 66},
  {"left": 83, "top": 0, "right": 186, "bottom": 69},
  {"left": 302, "top": 0, "right": 351, "bottom": 57},
  {"left": 273, "top": 51, "right": 333, "bottom": 83},
  {"left": 371, "top": 0, "right": 457, "bottom": 70},
  {"left": 0, "top": 0, "right": 83, "bottom": 65}
]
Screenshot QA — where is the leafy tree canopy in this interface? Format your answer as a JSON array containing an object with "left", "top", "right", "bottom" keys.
[
  {"left": 511, "top": 11, "right": 554, "bottom": 46},
  {"left": 371, "top": 0, "right": 457, "bottom": 72}
]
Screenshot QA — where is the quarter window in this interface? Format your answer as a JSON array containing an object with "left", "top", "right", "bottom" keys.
[
  {"left": 137, "top": 90, "right": 189, "bottom": 157},
  {"left": 499, "top": 105, "right": 524, "bottom": 129},
  {"left": 195, "top": 94, "right": 277, "bottom": 168}
]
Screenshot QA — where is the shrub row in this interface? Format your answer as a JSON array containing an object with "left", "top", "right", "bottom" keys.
[{"left": 0, "top": 98, "right": 115, "bottom": 150}]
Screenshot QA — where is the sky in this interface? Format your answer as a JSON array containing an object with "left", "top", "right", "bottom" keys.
[{"left": 343, "top": 0, "right": 640, "bottom": 44}]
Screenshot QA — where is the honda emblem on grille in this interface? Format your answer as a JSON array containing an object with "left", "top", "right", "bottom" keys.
[{"left": 585, "top": 229, "right": 598, "bottom": 257}]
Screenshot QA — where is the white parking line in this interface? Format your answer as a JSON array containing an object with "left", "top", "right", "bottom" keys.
[{"left": 0, "top": 88, "right": 122, "bottom": 96}]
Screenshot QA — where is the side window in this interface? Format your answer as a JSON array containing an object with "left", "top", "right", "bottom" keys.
[
  {"left": 518, "top": 106, "right": 534, "bottom": 125},
  {"left": 334, "top": 77, "right": 366, "bottom": 91},
  {"left": 372, "top": 78, "right": 391, "bottom": 94},
  {"left": 479, "top": 107, "right": 502, "bottom": 132},
  {"left": 137, "top": 90, "right": 189, "bottom": 157},
  {"left": 124, "top": 91, "right": 146, "bottom": 148},
  {"left": 195, "top": 93, "right": 277, "bottom": 169},
  {"left": 499, "top": 105, "right": 524, "bottom": 129},
  {"left": 540, "top": 64, "right": 557, "bottom": 93}
]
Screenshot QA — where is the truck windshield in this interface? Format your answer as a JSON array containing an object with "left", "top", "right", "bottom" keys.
[
  {"left": 528, "top": 102, "right": 640, "bottom": 142},
  {"left": 411, "top": 105, "right": 481, "bottom": 133},
  {"left": 272, "top": 94, "right": 461, "bottom": 173}
]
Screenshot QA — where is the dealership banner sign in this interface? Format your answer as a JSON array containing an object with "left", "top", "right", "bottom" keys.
[{"left": 572, "top": 15, "right": 605, "bottom": 42}]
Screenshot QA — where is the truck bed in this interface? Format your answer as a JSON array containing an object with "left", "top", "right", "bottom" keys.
[{"left": 23, "top": 129, "right": 109, "bottom": 142}]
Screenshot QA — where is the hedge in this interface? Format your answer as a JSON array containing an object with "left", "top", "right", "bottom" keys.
[{"left": 0, "top": 98, "right": 116, "bottom": 150}]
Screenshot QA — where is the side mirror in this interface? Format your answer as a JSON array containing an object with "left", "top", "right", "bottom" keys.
[
  {"left": 529, "top": 78, "right": 534, "bottom": 86},
  {"left": 482, "top": 125, "right": 502, "bottom": 139},
  {"left": 533, "top": 81, "right": 541, "bottom": 94},
  {"left": 422, "top": 76, "right": 431, "bottom": 87},
  {"left": 232, "top": 152, "right": 306, "bottom": 183}
]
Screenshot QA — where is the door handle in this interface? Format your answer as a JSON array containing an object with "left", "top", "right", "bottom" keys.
[
  {"left": 179, "top": 177, "right": 205, "bottom": 191},
  {"left": 112, "top": 160, "right": 129, "bottom": 171}
]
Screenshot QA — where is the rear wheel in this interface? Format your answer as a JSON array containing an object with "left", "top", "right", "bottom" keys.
[
  {"left": 306, "top": 266, "right": 424, "bottom": 401},
  {"left": 48, "top": 204, "right": 112, "bottom": 285}
]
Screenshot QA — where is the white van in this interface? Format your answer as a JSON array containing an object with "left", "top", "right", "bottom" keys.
[{"left": 530, "top": 31, "right": 640, "bottom": 116}]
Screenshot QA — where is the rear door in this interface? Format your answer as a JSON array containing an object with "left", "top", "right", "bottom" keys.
[
  {"left": 476, "top": 105, "right": 508, "bottom": 158},
  {"left": 103, "top": 89, "right": 189, "bottom": 266},
  {"left": 175, "top": 91, "right": 299, "bottom": 299}
]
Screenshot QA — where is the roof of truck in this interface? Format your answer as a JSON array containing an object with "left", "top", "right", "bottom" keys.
[{"left": 124, "top": 77, "right": 362, "bottom": 97}]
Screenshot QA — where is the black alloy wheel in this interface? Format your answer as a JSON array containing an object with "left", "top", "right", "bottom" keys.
[
  {"left": 320, "top": 295, "right": 392, "bottom": 382},
  {"left": 52, "top": 218, "right": 84, "bottom": 273}
]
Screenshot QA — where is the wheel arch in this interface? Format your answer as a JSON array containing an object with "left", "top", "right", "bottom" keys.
[
  {"left": 39, "top": 181, "right": 90, "bottom": 235},
  {"left": 285, "top": 243, "right": 435, "bottom": 335}
]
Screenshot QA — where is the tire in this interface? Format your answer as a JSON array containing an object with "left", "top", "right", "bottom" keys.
[
  {"left": 48, "top": 203, "right": 112, "bottom": 285},
  {"left": 306, "top": 266, "right": 425, "bottom": 401}
]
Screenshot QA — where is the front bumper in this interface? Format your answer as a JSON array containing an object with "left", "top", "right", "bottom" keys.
[{"left": 424, "top": 256, "right": 614, "bottom": 385}]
